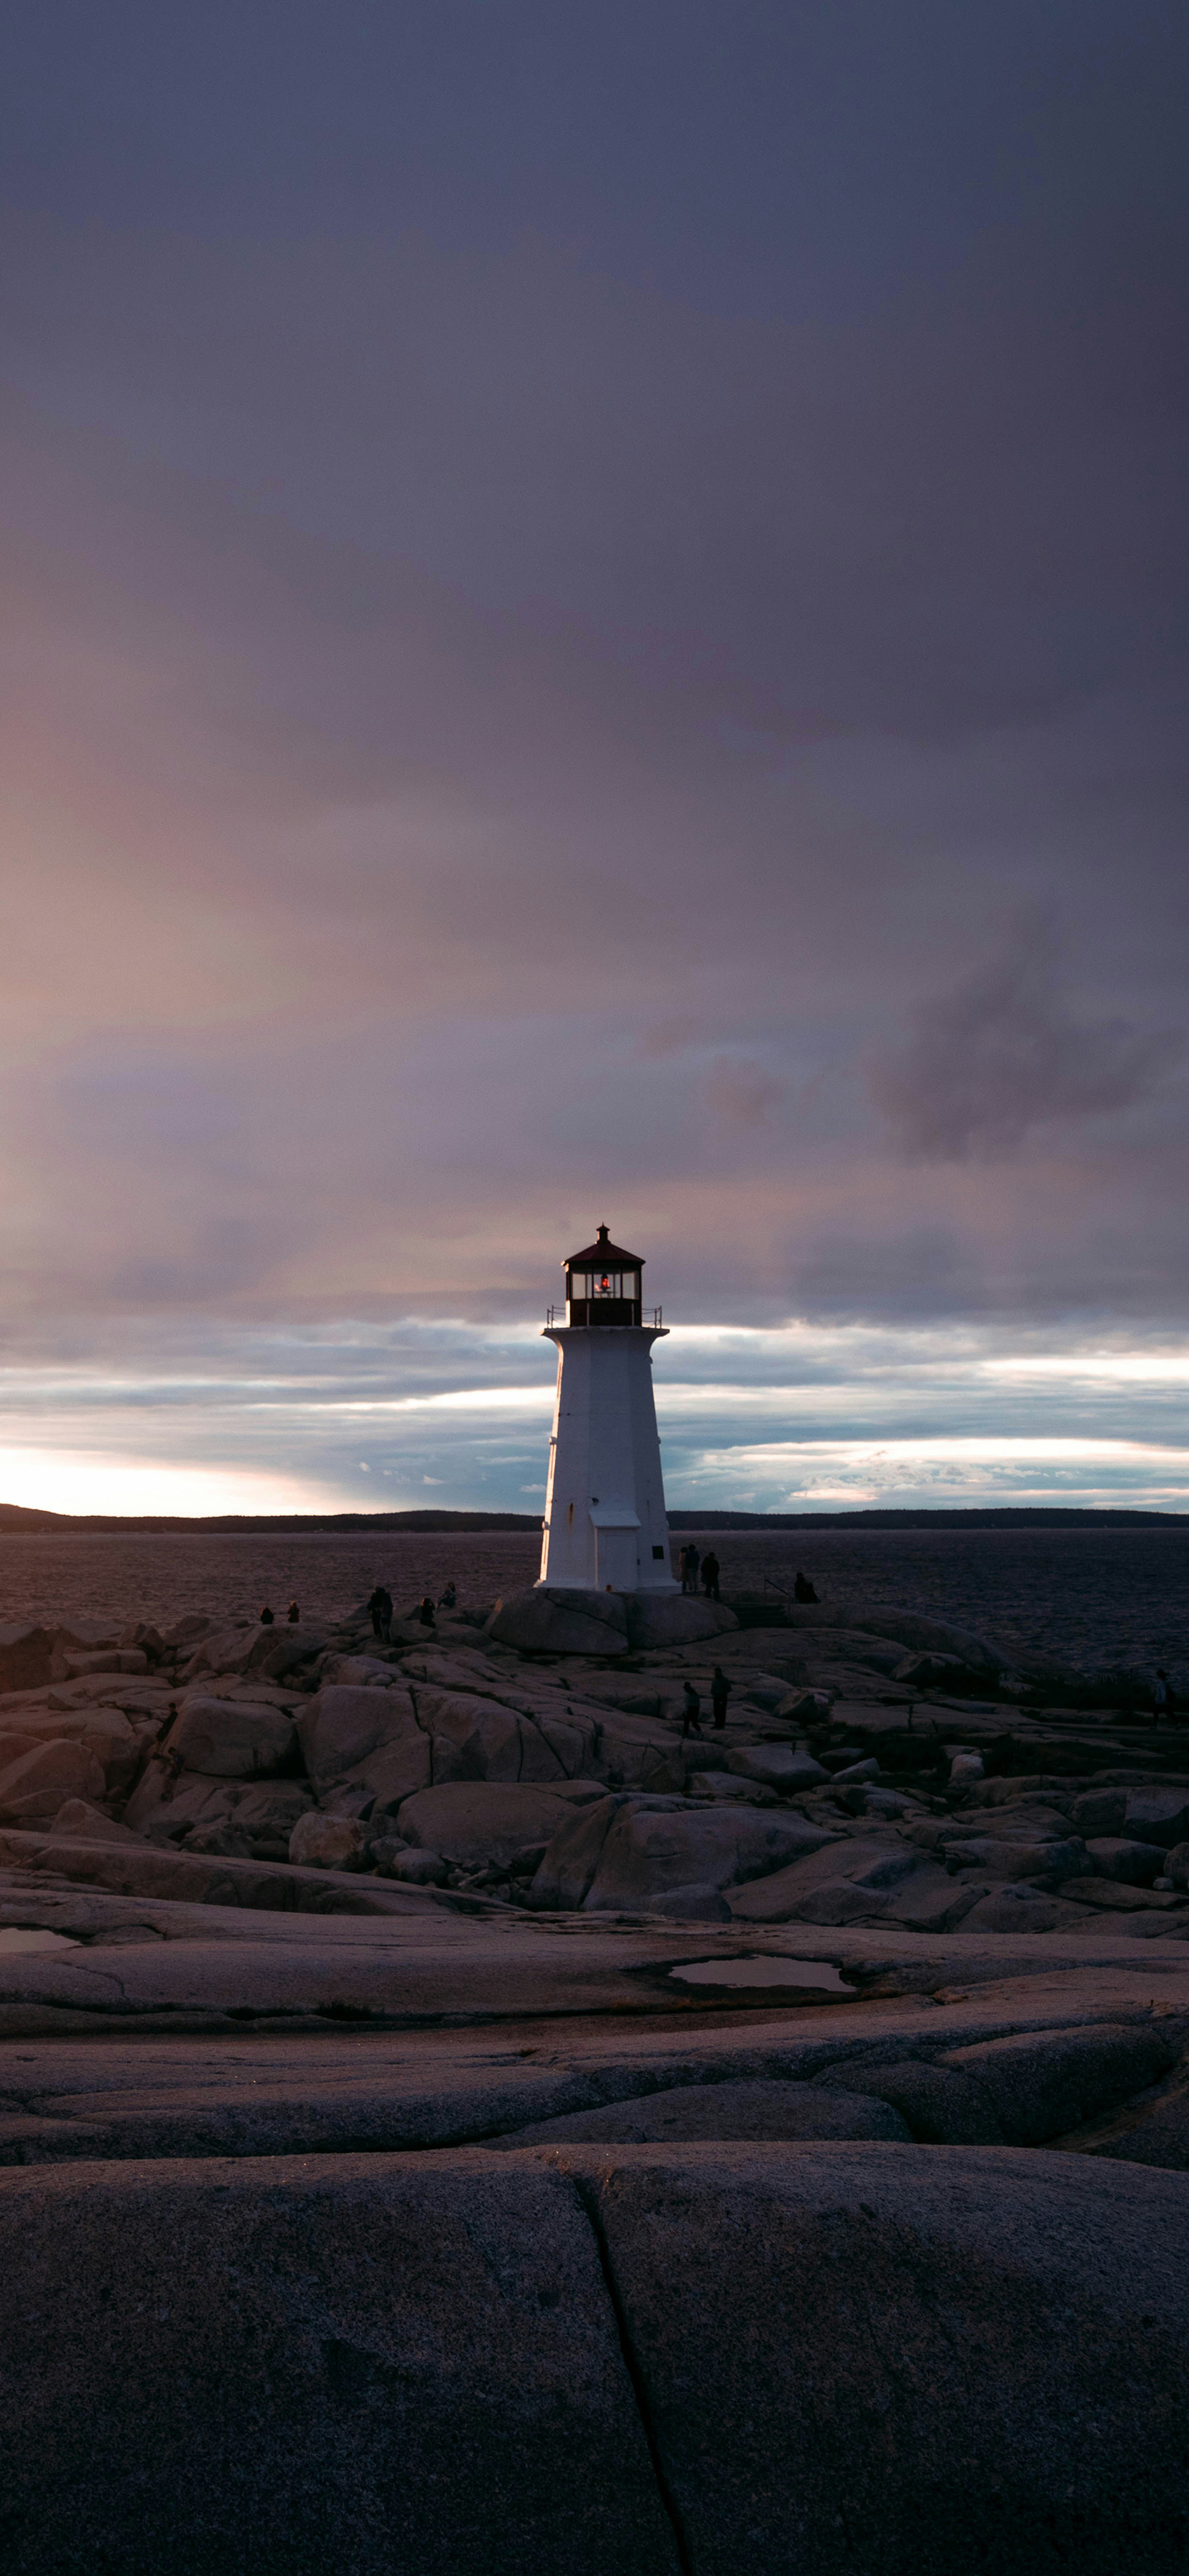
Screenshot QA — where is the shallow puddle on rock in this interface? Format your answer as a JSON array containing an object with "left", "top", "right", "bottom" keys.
[
  {"left": 0, "top": 1927, "right": 80, "bottom": 1953},
  {"left": 670, "top": 1957, "right": 851, "bottom": 1996}
]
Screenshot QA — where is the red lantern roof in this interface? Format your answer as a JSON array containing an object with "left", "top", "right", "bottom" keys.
[{"left": 564, "top": 1222, "right": 644, "bottom": 1270}]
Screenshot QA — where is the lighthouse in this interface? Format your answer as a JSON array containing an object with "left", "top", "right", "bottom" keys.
[{"left": 537, "top": 1224, "right": 679, "bottom": 1595}]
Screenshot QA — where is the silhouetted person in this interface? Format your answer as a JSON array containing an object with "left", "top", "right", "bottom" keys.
[
  {"left": 417, "top": 1593, "right": 436, "bottom": 1628},
  {"left": 438, "top": 1579, "right": 457, "bottom": 1610},
  {"left": 367, "top": 1585, "right": 393, "bottom": 1641},
  {"left": 259, "top": 1604, "right": 275, "bottom": 1625},
  {"left": 793, "top": 1571, "right": 818, "bottom": 1603},
  {"left": 685, "top": 1544, "right": 700, "bottom": 1595},
  {"left": 711, "top": 1665, "right": 730, "bottom": 1729},
  {"left": 287, "top": 1600, "right": 300, "bottom": 1623},
  {"left": 680, "top": 1679, "right": 703, "bottom": 1736},
  {"left": 700, "top": 1550, "right": 720, "bottom": 1601},
  {"left": 678, "top": 1545, "right": 694, "bottom": 1594},
  {"left": 1153, "top": 1668, "right": 1177, "bottom": 1721}
]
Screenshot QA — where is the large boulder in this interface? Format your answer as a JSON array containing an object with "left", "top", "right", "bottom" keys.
[
  {"left": 939, "top": 2024, "right": 1177, "bottom": 2145},
  {"left": 57, "top": 1648, "right": 148, "bottom": 1680},
  {"left": 532, "top": 1794, "right": 840, "bottom": 1913},
  {"left": 552, "top": 2142, "right": 1189, "bottom": 2572},
  {"left": 1124, "top": 1789, "right": 1189, "bottom": 1849},
  {"left": 942, "top": 1831, "right": 1088, "bottom": 1882},
  {"left": 1061, "top": 2077, "right": 1189, "bottom": 2170},
  {"left": 725, "top": 1835, "right": 951, "bottom": 1926},
  {"left": 0, "top": 2155, "right": 676, "bottom": 2576},
  {"left": 0, "top": 1740, "right": 105, "bottom": 1823},
  {"left": 414, "top": 1688, "right": 595, "bottom": 1785},
  {"left": 813, "top": 2060, "right": 1007, "bottom": 2144},
  {"left": 122, "top": 1770, "right": 314, "bottom": 1853},
  {"left": 297, "top": 1685, "right": 429, "bottom": 1811},
  {"left": 1073, "top": 1788, "right": 1130, "bottom": 1836},
  {"left": 485, "top": 1588, "right": 630, "bottom": 1655},
  {"left": 1087, "top": 1836, "right": 1166, "bottom": 1885},
  {"left": 725, "top": 1745, "right": 829, "bottom": 1791},
  {"left": 728, "top": 1599, "right": 1004, "bottom": 1671},
  {"left": 168, "top": 1695, "right": 300, "bottom": 1780},
  {"left": 623, "top": 1595, "right": 737, "bottom": 1650},
  {"left": 288, "top": 1812, "right": 367, "bottom": 1871},
  {"left": 0, "top": 1627, "right": 55, "bottom": 1695},
  {"left": 181, "top": 1624, "right": 262, "bottom": 1678},
  {"left": 46, "top": 1798, "right": 145, "bottom": 1847},
  {"left": 489, "top": 2081, "right": 911, "bottom": 2147},
  {"left": 397, "top": 1781, "right": 599, "bottom": 1873}
]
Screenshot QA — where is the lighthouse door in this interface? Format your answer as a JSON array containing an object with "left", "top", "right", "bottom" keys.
[{"left": 589, "top": 1503, "right": 640, "bottom": 1592}]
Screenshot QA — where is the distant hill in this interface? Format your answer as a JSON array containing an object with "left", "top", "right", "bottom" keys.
[{"left": 0, "top": 1502, "right": 1182, "bottom": 1534}]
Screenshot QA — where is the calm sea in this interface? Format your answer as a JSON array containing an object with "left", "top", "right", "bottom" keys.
[{"left": 0, "top": 1524, "right": 1186, "bottom": 1682}]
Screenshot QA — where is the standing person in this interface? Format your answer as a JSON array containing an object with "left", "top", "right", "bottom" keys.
[
  {"left": 686, "top": 1543, "right": 700, "bottom": 1597},
  {"left": 680, "top": 1679, "right": 703, "bottom": 1736},
  {"left": 287, "top": 1600, "right": 301, "bottom": 1623},
  {"left": 367, "top": 1584, "right": 392, "bottom": 1641},
  {"left": 1153, "top": 1668, "right": 1176, "bottom": 1721},
  {"left": 711, "top": 1665, "right": 730, "bottom": 1729},
  {"left": 700, "top": 1549, "right": 721, "bottom": 1602},
  {"left": 678, "top": 1546, "right": 690, "bottom": 1593}
]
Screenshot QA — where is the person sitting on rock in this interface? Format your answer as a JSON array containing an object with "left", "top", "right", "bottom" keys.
[
  {"left": 700, "top": 1550, "right": 721, "bottom": 1601},
  {"left": 711, "top": 1665, "right": 731, "bottom": 1729},
  {"left": 793, "top": 1570, "right": 818, "bottom": 1603},
  {"left": 438, "top": 1579, "right": 457, "bottom": 1609},
  {"left": 416, "top": 1593, "right": 436, "bottom": 1628},
  {"left": 367, "top": 1585, "right": 393, "bottom": 1641},
  {"left": 287, "top": 1599, "right": 301, "bottom": 1622},
  {"left": 680, "top": 1679, "right": 703, "bottom": 1735},
  {"left": 259, "top": 1603, "right": 275, "bottom": 1625}
]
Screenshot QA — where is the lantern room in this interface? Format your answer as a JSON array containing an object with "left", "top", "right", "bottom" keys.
[{"left": 563, "top": 1223, "right": 643, "bottom": 1326}]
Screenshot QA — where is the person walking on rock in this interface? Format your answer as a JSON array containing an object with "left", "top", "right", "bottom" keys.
[
  {"left": 367, "top": 1584, "right": 393, "bottom": 1641},
  {"left": 680, "top": 1679, "right": 703, "bottom": 1735},
  {"left": 700, "top": 1550, "right": 721, "bottom": 1602},
  {"left": 711, "top": 1665, "right": 730, "bottom": 1729}
]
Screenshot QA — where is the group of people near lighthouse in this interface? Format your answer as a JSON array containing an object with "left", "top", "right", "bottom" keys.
[
  {"left": 678, "top": 1543, "right": 720, "bottom": 1599},
  {"left": 366, "top": 1579, "right": 457, "bottom": 1641}
]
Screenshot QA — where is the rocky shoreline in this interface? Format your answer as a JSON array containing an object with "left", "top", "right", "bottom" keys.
[{"left": 2, "top": 1583, "right": 1189, "bottom": 2567}]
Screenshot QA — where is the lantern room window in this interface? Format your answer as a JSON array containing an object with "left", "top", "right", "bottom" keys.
[{"left": 569, "top": 1269, "right": 639, "bottom": 1303}]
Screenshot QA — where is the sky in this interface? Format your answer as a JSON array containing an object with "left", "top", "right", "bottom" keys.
[{"left": 1, "top": 0, "right": 1187, "bottom": 1517}]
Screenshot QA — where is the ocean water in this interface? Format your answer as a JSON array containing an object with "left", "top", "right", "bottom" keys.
[{"left": 0, "top": 1524, "right": 1186, "bottom": 1681}]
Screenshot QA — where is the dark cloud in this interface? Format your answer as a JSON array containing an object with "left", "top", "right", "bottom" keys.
[{"left": 871, "top": 924, "right": 1182, "bottom": 1161}]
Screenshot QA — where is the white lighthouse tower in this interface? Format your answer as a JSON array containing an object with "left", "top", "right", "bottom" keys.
[{"left": 537, "top": 1224, "right": 679, "bottom": 1595}]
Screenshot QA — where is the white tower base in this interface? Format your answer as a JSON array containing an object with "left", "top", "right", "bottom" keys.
[{"left": 537, "top": 1325, "right": 679, "bottom": 1594}]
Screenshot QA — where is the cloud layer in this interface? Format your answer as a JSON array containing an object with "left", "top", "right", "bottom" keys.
[{"left": 1, "top": 3, "right": 1187, "bottom": 1508}]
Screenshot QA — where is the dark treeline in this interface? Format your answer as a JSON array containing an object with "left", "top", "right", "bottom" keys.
[{"left": 0, "top": 1504, "right": 1182, "bottom": 1536}]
